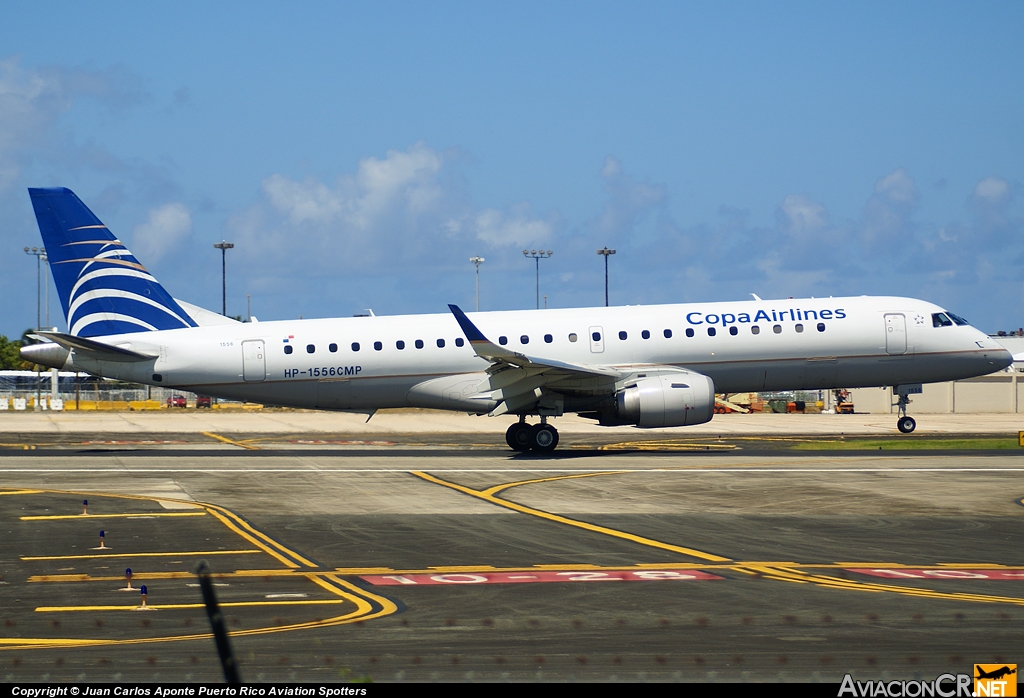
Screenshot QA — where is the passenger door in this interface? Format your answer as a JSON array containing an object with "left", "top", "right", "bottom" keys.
[
  {"left": 589, "top": 326, "right": 605, "bottom": 353},
  {"left": 242, "top": 340, "right": 266, "bottom": 382},
  {"left": 884, "top": 314, "right": 907, "bottom": 355}
]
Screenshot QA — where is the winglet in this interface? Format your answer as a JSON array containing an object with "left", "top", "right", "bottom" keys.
[
  {"left": 448, "top": 304, "right": 516, "bottom": 361},
  {"left": 448, "top": 304, "right": 488, "bottom": 343}
]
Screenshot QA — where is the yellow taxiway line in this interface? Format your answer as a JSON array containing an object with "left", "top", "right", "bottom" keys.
[
  {"left": 22, "top": 549, "right": 262, "bottom": 561},
  {"left": 36, "top": 599, "right": 347, "bottom": 612},
  {"left": 412, "top": 470, "right": 731, "bottom": 563},
  {"left": 21, "top": 512, "right": 206, "bottom": 521},
  {"left": 201, "top": 432, "right": 260, "bottom": 450}
]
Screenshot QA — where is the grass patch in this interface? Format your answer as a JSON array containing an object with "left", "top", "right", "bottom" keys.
[{"left": 789, "top": 437, "right": 1020, "bottom": 451}]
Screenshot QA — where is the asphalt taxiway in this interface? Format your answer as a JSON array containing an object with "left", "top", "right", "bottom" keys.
[{"left": 1, "top": 423, "right": 1023, "bottom": 682}]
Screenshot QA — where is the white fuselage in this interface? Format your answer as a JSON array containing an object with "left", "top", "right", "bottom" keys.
[{"left": 59, "top": 295, "right": 1011, "bottom": 417}]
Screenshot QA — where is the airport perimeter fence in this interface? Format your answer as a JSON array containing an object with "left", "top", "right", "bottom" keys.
[{"left": 0, "top": 370, "right": 209, "bottom": 411}]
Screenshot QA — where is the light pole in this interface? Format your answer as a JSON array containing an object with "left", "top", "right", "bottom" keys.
[
  {"left": 23, "top": 247, "right": 47, "bottom": 330},
  {"left": 213, "top": 241, "right": 234, "bottom": 316},
  {"left": 523, "top": 249, "right": 553, "bottom": 310},
  {"left": 597, "top": 247, "right": 616, "bottom": 307},
  {"left": 469, "top": 256, "right": 485, "bottom": 312}
]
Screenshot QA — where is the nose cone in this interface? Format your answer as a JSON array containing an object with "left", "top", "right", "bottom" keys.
[
  {"left": 992, "top": 347, "right": 1015, "bottom": 372},
  {"left": 976, "top": 334, "right": 1015, "bottom": 372},
  {"left": 20, "top": 342, "right": 70, "bottom": 370}
]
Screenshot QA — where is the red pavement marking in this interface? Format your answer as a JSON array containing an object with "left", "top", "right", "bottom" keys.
[
  {"left": 848, "top": 568, "right": 1024, "bottom": 580},
  {"left": 361, "top": 569, "right": 724, "bottom": 586}
]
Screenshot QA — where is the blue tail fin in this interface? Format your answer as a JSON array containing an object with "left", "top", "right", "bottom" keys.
[{"left": 28, "top": 187, "right": 198, "bottom": 338}]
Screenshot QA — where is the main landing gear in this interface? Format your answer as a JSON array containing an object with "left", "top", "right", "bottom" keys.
[
  {"left": 505, "top": 416, "right": 560, "bottom": 453},
  {"left": 895, "top": 394, "right": 916, "bottom": 434}
]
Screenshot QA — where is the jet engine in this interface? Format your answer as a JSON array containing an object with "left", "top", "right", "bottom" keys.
[{"left": 597, "top": 371, "right": 715, "bottom": 428}]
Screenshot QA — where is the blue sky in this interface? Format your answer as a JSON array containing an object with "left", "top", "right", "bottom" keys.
[{"left": 1, "top": 1, "right": 1021, "bottom": 336}]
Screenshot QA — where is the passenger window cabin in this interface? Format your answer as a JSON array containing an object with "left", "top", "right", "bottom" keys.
[
  {"left": 436, "top": 338, "right": 445, "bottom": 348},
  {"left": 396, "top": 340, "right": 405, "bottom": 350},
  {"left": 306, "top": 344, "right": 315, "bottom": 353},
  {"left": 374, "top": 341, "right": 382, "bottom": 351},
  {"left": 284, "top": 345, "right": 293, "bottom": 354},
  {"left": 685, "top": 328, "right": 694, "bottom": 338},
  {"left": 663, "top": 329, "right": 672, "bottom": 338},
  {"left": 618, "top": 331, "right": 627, "bottom": 340},
  {"left": 544, "top": 334, "right": 553, "bottom": 343},
  {"left": 455, "top": 338, "right": 465, "bottom": 347},
  {"left": 329, "top": 343, "right": 338, "bottom": 352},
  {"left": 351, "top": 342, "right": 360, "bottom": 351},
  {"left": 642, "top": 330, "right": 650, "bottom": 339},
  {"left": 415, "top": 339, "right": 424, "bottom": 349}
]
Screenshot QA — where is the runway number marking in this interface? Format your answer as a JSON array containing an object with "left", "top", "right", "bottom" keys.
[
  {"left": 848, "top": 568, "right": 1024, "bottom": 580},
  {"left": 362, "top": 569, "right": 723, "bottom": 586}
]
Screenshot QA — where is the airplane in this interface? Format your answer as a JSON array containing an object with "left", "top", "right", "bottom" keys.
[
  {"left": 20, "top": 187, "right": 1014, "bottom": 452},
  {"left": 975, "top": 666, "right": 1017, "bottom": 681}
]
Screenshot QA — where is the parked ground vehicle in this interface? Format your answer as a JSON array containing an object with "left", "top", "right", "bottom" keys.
[
  {"left": 196, "top": 396, "right": 212, "bottom": 408},
  {"left": 166, "top": 395, "right": 186, "bottom": 408}
]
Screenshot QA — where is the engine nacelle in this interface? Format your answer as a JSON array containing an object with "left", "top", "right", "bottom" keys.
[
  {"left": 20, "top": 342, "right": 70, "bottom": 370},
  {"left": 608, "top": 371, "right": 715, "bottom": 428}
]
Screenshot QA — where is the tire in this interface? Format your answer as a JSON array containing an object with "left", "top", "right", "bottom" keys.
[
  {"left": 528, "top": 424, "right": 559, "bottom": 452},
  {"left": 897, "top": 416, "right": 916, "bottom": 434},
  {"left": 505, "top": 422, "right": 532, "bottom": 452}
]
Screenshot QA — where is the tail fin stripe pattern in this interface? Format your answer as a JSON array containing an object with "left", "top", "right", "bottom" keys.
[
  {"left": 70, "top": 313, "right": 158, "bottom": 336},
  {"left": 70, "top": 269, "right": 158, "bottom": 303},
  {"left": 69, "top": 290, "right": 194, "bottom": 332},
  {"left": 28, "top": 187, "right": 197, "bottom": 338}
]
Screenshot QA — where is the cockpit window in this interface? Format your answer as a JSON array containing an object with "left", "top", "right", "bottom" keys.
[
  {"left": 932, "top": 313, "right": 953, "bottom": 327},
  {"left": 947, "top": 312, "right": 970, "bottom": 326}
]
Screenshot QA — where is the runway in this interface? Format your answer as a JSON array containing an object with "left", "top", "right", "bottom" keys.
[{"left": 2, "top": 436, "right": 1024, "bottom": 681}]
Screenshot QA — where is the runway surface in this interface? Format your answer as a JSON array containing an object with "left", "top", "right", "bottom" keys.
[{"left": 2, "top": 433, "right": 1024, "bottom": 682}]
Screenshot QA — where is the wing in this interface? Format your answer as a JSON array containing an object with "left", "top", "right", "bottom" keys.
[{"left": 448, "top": 304, "right": 623, "bottom": 416}]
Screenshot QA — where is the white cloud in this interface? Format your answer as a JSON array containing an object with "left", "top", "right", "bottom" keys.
[
  {"left": 973, "top": 176, "right": 1009, "bottom": 203},
  {"left": 470, "top": 204, "right": 556, "bottom": 247},
  {"left": 261, "top": 142, "right": 445, "bottom": 229},
  {"left": 228, "top": 143, "right": 558, "bottom": 278},
  {"left": 874, "top": 167, "right": 918, "bottom": 206},
  {"left": 131, "top": 203, "right": 192, "bottom": 263},
  {"left": 860, "top": 167, "right": 920, "bottom": 250},
  {"left": 0, "top": 56, "right": 146, "bottom": 193},
  {"left": 593, "top": 156, "right": 666, "bottom": 238},
  {"left": 777, "top": 194, "right": 827, "bottom": 236}
]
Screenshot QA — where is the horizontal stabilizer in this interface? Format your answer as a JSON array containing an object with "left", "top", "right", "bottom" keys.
[
  {"left": 31, "top": 331, "right": 156, "bottom": 362},
  {"left": 175, "top": 299, "right": 241, "bottom": 327}
]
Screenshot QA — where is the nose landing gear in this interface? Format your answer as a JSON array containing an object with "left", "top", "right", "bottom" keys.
[
  {"left": 505, "top": 417, "right": 560, "bottom": 452},
  {"left": 893, "top": 384, "right": 921, "bottom": 434}
]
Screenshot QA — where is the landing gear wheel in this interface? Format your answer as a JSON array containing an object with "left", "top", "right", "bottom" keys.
[
  {"left": 897, "top": 416, "right": 916, "bottom": 434},
  {"left": 528, "top": 424, "right": 559, "bottom": 452},
  {"left": 505, "top": 422, "right": 532, "bottom": 452}
]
